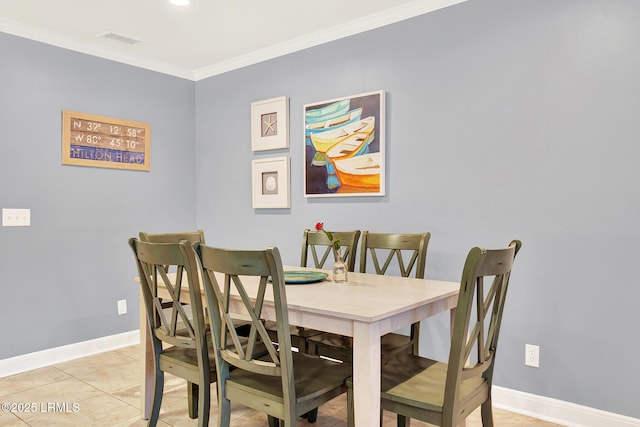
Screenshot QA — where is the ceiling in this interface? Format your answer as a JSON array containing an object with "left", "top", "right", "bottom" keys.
[{"left": 0, "top": 0, "right": 465, "bottom": 80}]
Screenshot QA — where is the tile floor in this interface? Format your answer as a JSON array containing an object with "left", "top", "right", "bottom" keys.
[{"left": 0, "top": 345, "right": 564, "bottom": 426}]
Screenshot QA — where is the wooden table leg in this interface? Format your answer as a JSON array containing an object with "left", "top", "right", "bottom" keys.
[{"left": 351, "top": 321, "right": 381, "bottom": 427}]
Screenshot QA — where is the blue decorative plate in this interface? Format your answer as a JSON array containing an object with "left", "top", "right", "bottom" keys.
[{"left": 283, "top": 271, "right": 328, "bottom": 284}]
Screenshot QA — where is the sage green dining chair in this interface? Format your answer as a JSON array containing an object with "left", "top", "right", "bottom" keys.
[
  {"left": 265, "top": 229, "right": 361, "bottom": 354},
  {"left": 139, "top": 229, "right": 215, "bottom": 419},
  {"left": 308, "top": 231, "right": 431, "bottom": 361},
  {"left": 301, "top": 228, "right": 361, "bottom": 272},
  {"left": 346, "top": 240, "right": 522, "bottom": 427},
  {"left": 129, "top": 238, "right": 214, "bottom": 427},
  {"left": 194, "top": 244, "right": 352, "bottom": 427}
]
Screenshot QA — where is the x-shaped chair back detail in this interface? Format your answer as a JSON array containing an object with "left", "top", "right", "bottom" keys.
[
  {"left": 196, "top": 244, "right": 292, "bottom": 376},
  {"left": 139, "top": 230, "right": 206, "bottom": 326},
  {"left": 131, "top": 239, "right": 206, "bottom": 347},
  {"left": 301, "top": 229, "right": 361, "bottom": 272},
  {"left": 359, "top": 231, "right": 430, "bottom": 278}
]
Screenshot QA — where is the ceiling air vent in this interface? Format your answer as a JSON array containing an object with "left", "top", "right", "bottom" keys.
[{"left": 97, "top": 31, "right": 142, "bottom": 45}]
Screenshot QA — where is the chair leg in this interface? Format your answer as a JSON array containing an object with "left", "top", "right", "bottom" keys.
[
  {"left": 480, "top": 398, "right": 494, "bottom": 427},
  {"left": 397, "top": 414, "right": 410, "bottom": 426},
  {"left": 149, "top": 370, "right": 164, "bottom": 427},
  {"left": 196, "top": 381, "right": 210, "bottom": 427},
  {"left": 187, "top": 382, "right": 198, "bottom": 419},
  {"left": 267, "top": 415, "right": 281, "bottom": 427},
  {"left": 301, "top": 408, "right": 318, "bottom": 423},
  {"left": 218, "top": 395, "right": 231, "bottom": 427},
  {"left": 346, "top": 385, "right": 354, "bottom": 427}
]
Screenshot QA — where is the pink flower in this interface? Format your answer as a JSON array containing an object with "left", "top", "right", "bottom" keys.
[{"left": 315, "top": 222, "right": 340, "bottom": 251}]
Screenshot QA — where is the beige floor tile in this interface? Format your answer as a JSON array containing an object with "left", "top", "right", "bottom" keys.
[
  {"left": 0, "top": 410, "right": 30, "bottom": 426},
  {"left": 24, "top": 393, "right": 139, "bottom": 427},
  {"left": 0, "top": 366, "right": 71, "bottom": 397},
  {"left": 114, "top": 345, "right": 142, "bottom": 361},
  {"left": 55, "top": 350, "right": 139, "bottom": 393},
  {"left": 110, "top": 382, "right": 142, "bottom": 409},
  {"left": 2, "top": 377, "right": 104, "bottom": 420},
  {"left": 110, "top": 415, "right": 173, "bottom": 427},
  {"left": 469, "top": 407, "right": 564, "bottom": 426}
]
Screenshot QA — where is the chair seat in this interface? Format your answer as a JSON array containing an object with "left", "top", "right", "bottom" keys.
[
  {"left": 226, "top": 352, "right": 352, "bottom": 413},
  {"left": 376, "top": 353, "right": 487, "bottom": 412},
  {"left": 159, "top": 334, "right": 267, "bottom": 377},
  {"left": 308, "top": 332, "right": 413, "bottom": 360},
  {"left": 159, "top": 345, "right": 216, "bottom": 382}
]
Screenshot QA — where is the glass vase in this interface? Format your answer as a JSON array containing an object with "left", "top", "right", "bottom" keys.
[{"left": 332, "top": 249, "right": 348, "bottom": 283}]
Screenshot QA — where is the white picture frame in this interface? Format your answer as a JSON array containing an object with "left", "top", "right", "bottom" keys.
[
  {"left": 251, "top": 156, "right": 290, "bottom": 208},
  {"left": 251, "top": 96, "right": 289, "bottom": 151}
]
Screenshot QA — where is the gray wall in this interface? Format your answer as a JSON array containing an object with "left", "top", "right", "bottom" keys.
[
  {"left": 0, "top": 33, "right": 197, "bottom": 357},
  {"left": 195, "top": 0, "right": 640, "bottom": 419}
]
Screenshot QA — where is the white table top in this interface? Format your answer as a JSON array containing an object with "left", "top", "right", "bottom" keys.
[{"left": 280, "top": 266, "right": 459, "bottom": 324}]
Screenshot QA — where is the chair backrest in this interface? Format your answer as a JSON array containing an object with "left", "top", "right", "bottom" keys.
[
  {"left": 194, "top": 244, "right": 294, "bottom": 387},
  {"left": 444, "top": 240, "right": 521, "bottom": 419},
  {"left": 358, "top": 231, "right": 431, "bottom": 278},
  {"left": 300, "top": 229, "right": 361, "bottom": 271},
  {"left": 139, "top": 230, "right": 206, "bottom": 244},
  {"left": 128, "top": 238, "right": 207, "bottom": 351}
]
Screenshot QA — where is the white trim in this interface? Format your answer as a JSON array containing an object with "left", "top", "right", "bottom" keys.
[
  {"left": 1, "top": 0, "right": 468, "bottom": 81},
  {"left": 493, "top": 386, "right": 640, "bottom": 427},
  {"left": 0, "top": 330, "right": 139, "bottom": 378}
]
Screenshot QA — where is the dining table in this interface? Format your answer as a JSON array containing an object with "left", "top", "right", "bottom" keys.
[{"left": 138, "top": 266, "right": 460, "bottom": 427}]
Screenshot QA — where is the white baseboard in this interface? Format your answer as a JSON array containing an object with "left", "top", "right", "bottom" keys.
[
  {"left": 493, "top": 385, "right": 640, "bottom": 427},
  {"left": 2, "top": 333, "right": 639, "bottom": 427},
  {"left": 0, "top": 330, "right": 139, "bottom": 378}
]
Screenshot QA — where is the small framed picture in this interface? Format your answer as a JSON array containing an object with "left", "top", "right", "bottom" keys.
[
  {"left": 251, "top": 156, "right": 290, "bottom": 208},
  {"left": 251, "top": 96, "right": 289, "bottom": 151}
]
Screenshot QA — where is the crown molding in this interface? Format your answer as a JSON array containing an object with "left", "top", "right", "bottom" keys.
[
  {"left": 0, "top": 17, "right": 196, "bottom": 80},
  {"left": 2, "top": 0, "right": 467, "bottom": 81},
  {"left": 194, "top": 0, "right": 468, "bottom": 80}
]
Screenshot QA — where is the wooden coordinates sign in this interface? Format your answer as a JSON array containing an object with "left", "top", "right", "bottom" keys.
[{"left": 62, "top": 110, "right": 150, "bottom": 171}]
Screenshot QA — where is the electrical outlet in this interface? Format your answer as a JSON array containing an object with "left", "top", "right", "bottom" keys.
[
  {"left": 118, "top": 299, "right": 127, "bottom": 315},
  {"left": 525, "top": 344, "right": 539, "bottom": 368}
]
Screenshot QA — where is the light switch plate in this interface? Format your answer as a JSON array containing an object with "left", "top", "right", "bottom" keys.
[
  {"left": 2, "top": 208, "right": 31, "bottom": 227},
  {"left": 118, "top": 299, "right": 127, "bottom": 315}
]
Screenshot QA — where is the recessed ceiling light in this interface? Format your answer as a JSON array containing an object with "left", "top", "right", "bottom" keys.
[{"left": 169, "top": 0, "right": 190, "bottom": 5}]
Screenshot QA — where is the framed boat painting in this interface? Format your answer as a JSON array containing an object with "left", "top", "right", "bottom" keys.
[
  {"left": 252, "top": 156, "right": 290, "bottom": 208},
  {"left": 303, "top": 90, "right": 385, "bottom": 197}
]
